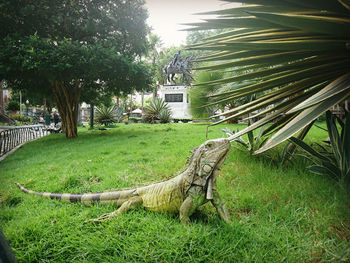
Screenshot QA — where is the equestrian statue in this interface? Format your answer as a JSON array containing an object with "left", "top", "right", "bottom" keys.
[{"left": 164, "top": 50, "right": 194, "bottom": 85}]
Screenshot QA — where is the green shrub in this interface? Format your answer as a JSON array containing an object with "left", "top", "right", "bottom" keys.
[
  {"left": 222, "top": 122, "right": 268, "bottom": 155},
  {"left": 12, "top": 114, "right": 31, "bottom": 122},
  {"left": 6, "top": 100, "right": 20, "bottom": 112},
  {"left": 129, "top": 117, "right": 141, "bottom": 123},
  {"left": 173, "top": 118, "right": 192, "bottom": 123},
  {"left": 144, "top": 98, "right": 172, "bottom": 124},
  {"left": 159, "top": 109, "right": 171, "bottom": 123},
  {"left": 95, "top": 105, "right": 123, "bottom": 126},
  {"left": 290, "top": 111, "right": 350, "bottom": 185}
]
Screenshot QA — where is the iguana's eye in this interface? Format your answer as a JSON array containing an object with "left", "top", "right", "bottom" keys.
[{"left": 207, "top": 142, "right": 213, "bottom": 148}]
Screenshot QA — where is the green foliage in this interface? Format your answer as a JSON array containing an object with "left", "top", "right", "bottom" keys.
[
  {"left": 145, "top": 33, "right": 164, "bottom": 88},
  {"left": 290, "top": 111, "right": 350, "bottom": 185},
  {"left": 186, "top": 30, "right": 220, "bottom": 46},
  {"left": 1, "top": 35, "right": 151, "bottom": 95},
  {"left": 0, "top": 0, "right": 149, "bottom": 56},
  {"left": 173, "top": 118, "right": 192, "bottom": 123},
  {"left": 129, "top": 117, "right": 142, "bottom": 123},
  {"left": 188, "top": 0, "right": 350, "bottom": 153},
  {"left": 5, "top": 100, "right": 19, "bottom": 112},
  {"left": 144, "top": 98, "right": 172, "bottom": 123},
  {"left": 95, "top": 105, "right": 123, "bottom": 126},
  {"left": 7, "top": 80, "right": 55, "bottom": 111},
  {"left": 189, "top": 70, "right": 224, "bottom": 119},
  {"left": 159, "top": 108, "right": 172, "bottom": 124},
  {"left": 0, "top": 123, "right": 349, "bottom": 262},
  {"left": 118, "top": 96, "right": 141, "bottom": 114},
  {"left": 12, "top": 114, "right": 31, "bottom": 123}
]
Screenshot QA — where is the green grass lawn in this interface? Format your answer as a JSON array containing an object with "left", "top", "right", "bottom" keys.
[{"left": 0, "top": 123, "right": 349, "bottom": 262}]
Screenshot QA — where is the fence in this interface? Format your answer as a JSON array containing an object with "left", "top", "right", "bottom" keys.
[{"left": 0, "top": 125, "right": 50, "bottom": 157}]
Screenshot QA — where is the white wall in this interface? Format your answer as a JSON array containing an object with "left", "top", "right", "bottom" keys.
[{"left": 158, "top": 85, "right": 192, "bottom": 119}]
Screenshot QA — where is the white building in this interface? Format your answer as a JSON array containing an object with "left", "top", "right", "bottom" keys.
[{"left": 158, "top": 85, "right": 192, "bottom": 120}]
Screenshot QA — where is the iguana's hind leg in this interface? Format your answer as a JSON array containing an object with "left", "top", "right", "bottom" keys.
[
  {"left": 210, "top": 191, "right": 231, "bottom": 223},
  {"left": 88, "top": 196, "right": 143, "bottom": 223}
]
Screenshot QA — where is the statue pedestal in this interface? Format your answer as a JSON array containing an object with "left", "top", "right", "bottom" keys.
[{"left": 158, "top": 85, "right": 192, "bottom": 120}]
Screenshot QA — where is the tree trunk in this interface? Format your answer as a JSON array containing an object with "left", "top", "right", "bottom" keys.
[
  {"left": 89, "top": 104, "right": 94, "bottom": 129},
  {"left": 46, "top": 100, "right": 52, "bottom": 116},
  {"left": 51, "top": 80, "right": 81, "bottom": 138},
  {"left": 43, "top": 98, "right": 46, "bottom": 113},
  {"left": 0, "top": 81, "right": 4, "bottom": 113}
]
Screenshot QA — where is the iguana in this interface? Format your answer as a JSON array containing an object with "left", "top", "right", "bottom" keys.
[{"left": 15, "top": 138, "right": 231, "bottom": 224}]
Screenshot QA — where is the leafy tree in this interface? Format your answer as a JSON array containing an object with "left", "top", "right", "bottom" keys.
[
  {"left": 190, "top": 69, "right": 255, "bottom": 121},
  {"left": 187, "top": 0, "right": 350, "bottom": 153},
  {"left": 186, "top": 29, "right": 230, "bottom": 46},
  {"left": 146, "top": 34, "right": 164, "bottom": 80},
  {"left": 186, "top": 31, "right": 214, "bottom": 46},
  {"left": 0, "top": 0, "right": 151, "bottom": 138}
]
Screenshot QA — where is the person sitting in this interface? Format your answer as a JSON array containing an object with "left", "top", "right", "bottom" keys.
[{"left": 38, "top": 115, "right": 44, "bottom": 123}]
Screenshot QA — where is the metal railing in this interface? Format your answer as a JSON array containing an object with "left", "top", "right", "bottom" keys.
[{"left": 0, "top": 125, "right": 50, "bottom": 157}]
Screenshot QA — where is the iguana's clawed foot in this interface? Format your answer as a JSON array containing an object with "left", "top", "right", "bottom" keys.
[{"left": 86, "top": 211, "right": 117, "bottom": 223}]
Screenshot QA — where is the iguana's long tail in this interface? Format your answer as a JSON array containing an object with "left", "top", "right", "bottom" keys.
[{"left": 15, "top": 183, "right": 138, "bottom": 205}]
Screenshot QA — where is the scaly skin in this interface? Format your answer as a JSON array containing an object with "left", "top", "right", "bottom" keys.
[{"left": 15, "top": 138, "right": 231, "bottom": 224}]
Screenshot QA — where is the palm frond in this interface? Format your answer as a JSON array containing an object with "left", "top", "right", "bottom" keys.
[{"left": 188, "top": 0, "right": 350, "bottom": 153}]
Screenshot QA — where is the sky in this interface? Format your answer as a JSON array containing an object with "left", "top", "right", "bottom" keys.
[{"left": 145, "top": 0, "right": 237, "bottom": 47}]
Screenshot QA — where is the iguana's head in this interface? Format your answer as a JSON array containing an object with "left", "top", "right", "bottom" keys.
[
  {"left": 183, "top": 138, "right": 230, "bottom": 197},
  {"left": 183, "top": 138, "right": 230, "bottom": 199},
  {"left": 186, "top": 138, "right": 230, "bottom": 178},
  {"left": 197, "top": 138, "right": 230, "bottom": 177}
]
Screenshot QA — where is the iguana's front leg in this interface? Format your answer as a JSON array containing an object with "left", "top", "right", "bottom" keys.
[
  {"left": 179, "top": 186, "right": 206, "bottom": 224},
  {"left": 179, "top": 196, "right": 195, "bottom": 224},
  {"left": 88, "top": 196, "right": 143, "bottom": 223},
  {"left": 211, "top": 190, "right": 231, "bottom": 223}
]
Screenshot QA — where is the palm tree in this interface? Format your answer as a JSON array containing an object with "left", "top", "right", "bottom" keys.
[
  {"left": 186, "top": 0, "right": 350, "bottom": 154},
  {"left": 147, "top": 33, "right": 165, "bottom": 85},
  {"left": 189, "top": 70, "right": 224, "bottom": 119}
]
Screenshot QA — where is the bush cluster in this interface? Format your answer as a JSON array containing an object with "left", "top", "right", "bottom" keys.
[{"left": 144, "top": 98, "right": 172, "bottom": 124}]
